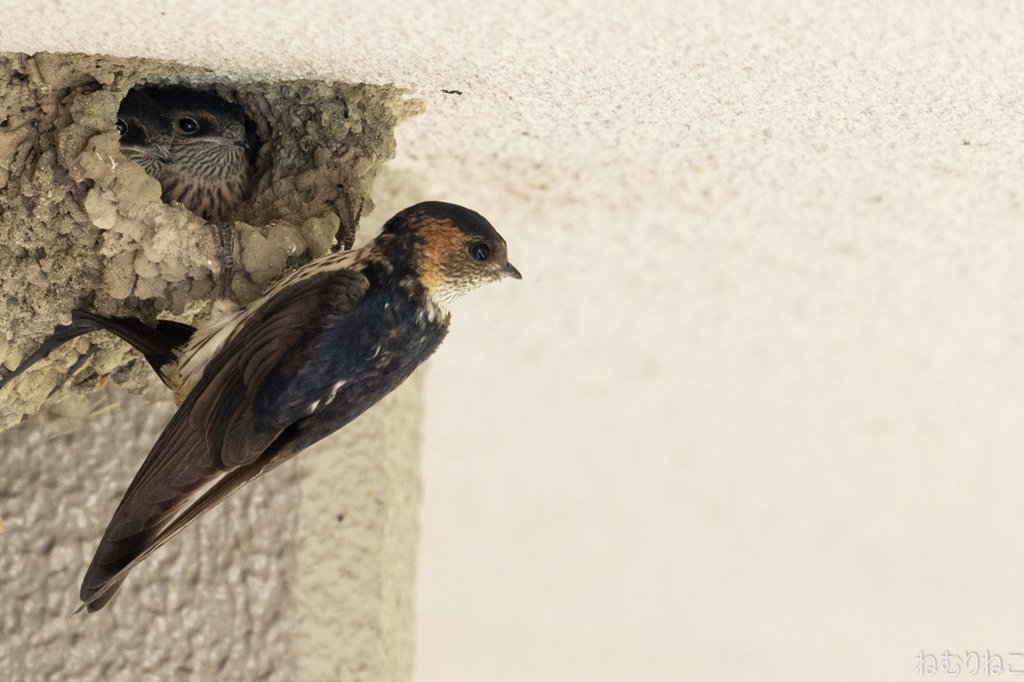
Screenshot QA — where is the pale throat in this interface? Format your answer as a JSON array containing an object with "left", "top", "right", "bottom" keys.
[{"left": 422, "top": 275, "right": 491, "bottom": 320}]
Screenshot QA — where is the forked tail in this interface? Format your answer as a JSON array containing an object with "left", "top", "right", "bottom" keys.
[{"left": 0, "top": 311, "right": 196, "bottom": 394}]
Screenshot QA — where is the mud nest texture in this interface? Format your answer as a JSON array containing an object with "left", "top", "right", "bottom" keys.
[{"left": 0, "top": 52, "right": 423, "bottom": 430}]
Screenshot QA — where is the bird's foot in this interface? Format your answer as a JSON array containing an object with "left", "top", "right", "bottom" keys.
[
  {"left": 215, "top": 224, "right": 236, "bottom": 301},
  {"left": 332, "top": 192, "right": 364, "bottom": 252}
]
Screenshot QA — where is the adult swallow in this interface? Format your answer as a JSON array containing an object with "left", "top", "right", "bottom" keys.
[
  {"left": 116, "top": 88, "right": 173, "bottom": 178},
  {"left": 147, "top": 87, "right": 259, "bottom": 222},
  {"left": 42, "top": 201, "right": 519, "bottom": 612}
]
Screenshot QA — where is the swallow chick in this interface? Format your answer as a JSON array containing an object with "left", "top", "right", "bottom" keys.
[
  {"left": 61, "top": 201, "right": 520, "bottom": 612},
  {"left": 147, "top": 87, "right": 259, "bottom": 222},
  {"left": 116, "top": 88, "right": 173, "bottom": 178}
]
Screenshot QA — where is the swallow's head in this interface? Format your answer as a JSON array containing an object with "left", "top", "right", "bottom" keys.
[
  {"left": 145, "top": 87, "right": 259, "bottom": 220},
  {"left": 116, "top": 88, "right": 172, "bottom": 176},
  {"left": 148, "top": 87, "right": 253, "bottom": 151},
  {"left": 383, "top": 201, "right": 521, "bottom": 309}
]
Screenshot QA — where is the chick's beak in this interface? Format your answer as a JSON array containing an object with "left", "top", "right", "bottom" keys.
[
  {"left": 225, "top": 129, "right": 249, "bottom": 149},
  {"left": 152, "top": 144, "right": 171, "bottom": 164},
  {"left": 502, "top": 261, "right": 523, "bottom": 280}
]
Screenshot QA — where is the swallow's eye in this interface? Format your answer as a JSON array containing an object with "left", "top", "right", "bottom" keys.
[
  {"left": 177, "top": 117, "right": 199, "bottom": 134},
  {"left": 116, "top": 119, "right": 127, "bottom": 136},
  {"left": 470, "top": 243, "right": 492, "bottom": 261}
]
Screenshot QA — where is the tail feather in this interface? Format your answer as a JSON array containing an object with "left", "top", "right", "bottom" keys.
[
  {"left": 0, "top": 321, "right": 93, "bottom": 393},
  {"left": 70, "top": 311, "right": 196, "bottom": 375},
  {"left": 0, "top": 311, "right": 196, "bottom": 395}
]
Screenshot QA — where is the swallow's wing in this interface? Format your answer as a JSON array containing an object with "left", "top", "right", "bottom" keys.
[
  {"left": 75, "top": 453, "right": 272, "bottom": 614},
  {"left": 79, "top": 268, "right": 370, "bottom": 611}
]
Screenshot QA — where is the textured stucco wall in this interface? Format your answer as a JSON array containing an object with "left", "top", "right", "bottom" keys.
[{"left": 0, "top": 388, "right": 301, "bottom": 681}]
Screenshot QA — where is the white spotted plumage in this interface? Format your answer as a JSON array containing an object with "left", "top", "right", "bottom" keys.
[{"left": 325, "top": 380, "right": 346, "bottom": 405}]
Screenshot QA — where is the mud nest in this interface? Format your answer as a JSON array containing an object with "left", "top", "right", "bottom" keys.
[{"left": 0, "top": 52, "right": 424, "bottom": 430}]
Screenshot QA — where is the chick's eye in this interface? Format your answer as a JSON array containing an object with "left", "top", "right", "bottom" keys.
[
  {"left": 116, "top": 119, "right": 127, "bottom": 136},
  {"left": 470, "top": 243, "right": 492, "bottom": 261},
  {"left": 178, "top": 117, "right": 199, "bottom": 134}
]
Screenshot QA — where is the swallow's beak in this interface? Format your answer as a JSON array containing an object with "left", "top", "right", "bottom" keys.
[
  {"left": 501, "top": 261, "right": 522, "bottom": 280},
  {"left": 152, "top": 144, "right": 171, "bottom": 164}
]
